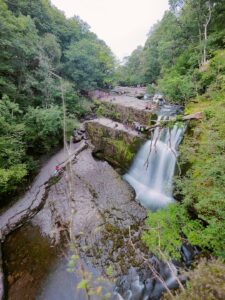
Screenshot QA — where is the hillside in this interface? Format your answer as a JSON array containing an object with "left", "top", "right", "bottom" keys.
[{"left": 0, "top": 0, "right": 115, "bottom": 202}]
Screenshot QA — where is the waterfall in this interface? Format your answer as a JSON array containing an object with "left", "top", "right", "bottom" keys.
[{"left": 124, "top": 105, "right": 184, "bottom": 211}]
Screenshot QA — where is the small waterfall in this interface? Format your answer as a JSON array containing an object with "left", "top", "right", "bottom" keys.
[{"left": 124, "top": 105, "right": 184, "bottom": 211}]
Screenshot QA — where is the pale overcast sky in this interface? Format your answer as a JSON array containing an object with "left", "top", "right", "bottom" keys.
[{"left": 51, "top": 0, "right": 169, "bottom": 60}]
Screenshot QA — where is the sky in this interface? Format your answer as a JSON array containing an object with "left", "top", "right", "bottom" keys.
[{"left": 51, "top": 0, "right": 169, "bottom": 60}]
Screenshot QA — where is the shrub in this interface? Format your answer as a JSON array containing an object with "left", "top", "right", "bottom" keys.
[
  {"left": 164, "top": 259, "right": 225, "bottom": 300},
  {"left": 158, "top": 71, "right": 196, "bottom": 104},
  {"left": 176, "top": 93, "right": 225, "bottom": 258},
  {"left": 24, "top": 105, "right": 63, "bottom": 154},
  {"left": 142, "top": 204, "right": 204, "bottom": 260},
  {"left": 0, "top": 164, "right": 27, "bottom": 194}
]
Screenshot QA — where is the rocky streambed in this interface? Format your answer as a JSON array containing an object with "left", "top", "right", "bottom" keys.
[{"left": 1, "top": 142, "right": 149, "bottom": 299}]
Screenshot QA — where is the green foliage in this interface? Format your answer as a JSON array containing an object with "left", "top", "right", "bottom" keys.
[
  {"left": 142, "top": 204, "right": 203, "bottom": 260},
  {"left": 117, "top": 0, "right": 225, "bottom": 104},
  {"left": 67, "top": 254, "right": 79, "bottom": 273},
  {"left": 64, "top": 38, "right": 115, "bottom": 91},
  {"left": 115, "top": 46, "right": 144, "bottom": 86},
  {"left": 158, "top": 71, "right": 196, "bottom": 104},
  {"left": 113, "top": 111, "right": 121, "bottom": 121},
  {"left": 146, "top": 84, "right": 156, "bottom": 96},
  {"left": 198, "top": 49, "right": 225, "bottom": 92},
  {"left": 55, "top": 81, "right": 91, "bottom": 117},
  {"left": 0, "top": 0, "right": 115, "bottom": 199},
  {"left": 96, "top": 105, "right": 106, "bottom": 118},
  {"left": 65, "top": 117, "right": 79, "bottom": 141},
  {"left": 41, "top": 33, "right": 61, "bottom": 65},
  {"left": 165, "top": 259, "right": 225, "bottom": 299},
  {"left": 67, "top": 248, "right": 112, "bottom": 299},
  {"left": 112, "top": 140, "right": 135, "bottom": 165},
  {"left": 176, "top": 91, "right": 225, "bottom": 258},
  {"left": 0, "top": 164, "right": 27, "bottom": 194},
  {"left": 106, "top": 265, "right": 113, "bottom": 277},
  {"left": 24, "top": 106, "right": 63, "bottom": 154},
  {"left": 77, "top": 279, "right": 88, "bottom": 290}
]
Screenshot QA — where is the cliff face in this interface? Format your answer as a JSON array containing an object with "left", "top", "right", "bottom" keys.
[
  {"left": 94, "top": 99, "right": 156, "bottom": 125},
  {"left": 85, "top": 118, "right": 145, "bottom": 170}
]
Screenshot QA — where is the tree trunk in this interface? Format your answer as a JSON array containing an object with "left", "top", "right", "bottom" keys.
[{"left": 202, "top": 2, "right": 212, "bottom": 65}]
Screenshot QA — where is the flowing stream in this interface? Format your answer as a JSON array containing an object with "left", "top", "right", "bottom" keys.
[{"left": 124, "top": 105, "right": 185, "bottom": 211}]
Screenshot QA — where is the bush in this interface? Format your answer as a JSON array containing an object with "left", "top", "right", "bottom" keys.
[
  {"left": 198, "top": 50, "right": 225, "bottom": 93},
  {"left": 164, "top": 259, "right": 225, "bottom": 300},
  {"left": 158, "top": 71, "right": 196, "bottom": 104},
  {"left": 176, "top": 92, "right": 225, "bottom": 259},
  {"left": 24, "top": 105, "right": 63, "bottom": 154},
  {"left": 142, "top": 204, "right": 204, "bottom": 260},
  {"left": 0, "top": 164, "right": 27, "bottom": 194},
  {"left": 146, "top": 84, "right": 156, "bottom": 96}
]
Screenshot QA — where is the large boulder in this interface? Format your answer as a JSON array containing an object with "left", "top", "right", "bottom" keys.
[{"left": 85, "top": 118, "right": 145, "bottom": 171}]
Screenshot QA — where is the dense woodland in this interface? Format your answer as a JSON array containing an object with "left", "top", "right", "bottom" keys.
[
  {"left": 117, "top": 0, "right": 225, "bottom": 102},
  {"left": 0, "top": 0, "right": 225, "bottom": 297},
  {"left": 0, "top": 0, "right": 115, "bottom": 201}
]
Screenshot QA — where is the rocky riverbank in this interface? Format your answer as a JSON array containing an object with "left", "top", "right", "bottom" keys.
[
  {"left": 0, "top": 87, "right": 157, "bottom": 299},
  {"left": 0, "top": 141, "right": 87, "bottom": 241},
  {"left": 32, "top": 146, "right": 147, "bottom": 276},
  {"left": 0, "top": 87, "right": 189, "bottom": 300}
]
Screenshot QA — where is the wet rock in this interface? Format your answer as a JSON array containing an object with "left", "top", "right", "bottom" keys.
[
  {"left": 80, "top": 113, "right": 97, "bottom": 122},
  {"left": 143, "top": 278, "right": 154, "bottom": 298},
  {"left": 32, "top": 148, "right": 147, "bottom": 276},
  {"left": 153, "top": 93, "right": 165, "bottom": 106},
  {"left": 91, "top": 86, "right": 157, "bottom": 125},
  {"left": 72, "top": 125, "right": 88, "bottom": 143},
  {"left": 115, "top": 259, "right": 186, "bottom": 300},
  {"left": 112, "top": 292, "right": 125, "bottom": 300},
  {"left": 110, "top": 86, "right": 146, "bottom": 99},
  {"left": 181, "top": 243, "right": 199, "bottom": 266}
]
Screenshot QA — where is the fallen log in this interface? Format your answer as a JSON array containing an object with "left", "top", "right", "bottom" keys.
[
  {"left": 146, "top": 112, "right": 203, "bottom": 131},
  {"left": 182, "top": 111, "right": 203, "bottom": 121}
]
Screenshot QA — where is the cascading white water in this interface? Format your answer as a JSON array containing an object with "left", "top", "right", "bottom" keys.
[{"left": 124, "top": 105, "right": 185, "bottom": 211}]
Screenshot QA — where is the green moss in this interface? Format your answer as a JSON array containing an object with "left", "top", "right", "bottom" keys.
[
  {"left": 105, "top": 223, "right": 121, "bottom": 234},
  {"left": 112, "top": 139, "right": 135, "bottom": 162},
  {"left": 96, "top": 105, "right": 106, "bottom": 117},
  {"left": 147, "top": 113, "right": 158, "bottom": 126}
]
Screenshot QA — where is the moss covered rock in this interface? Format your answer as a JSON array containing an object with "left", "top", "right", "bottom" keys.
[
  {"left": 85, "top": 118, "right": 145, "bottom": 171},
  {"left": 93, "top": 98, "right": 157, "bottom": 126}
]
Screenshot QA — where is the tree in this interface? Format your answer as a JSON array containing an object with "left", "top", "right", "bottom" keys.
[
  {"left": 64, "top": 38, "right": 115, "bottom": 91},
  {"left": 24, "top": 106, "right": 63, "bottom": 154},
  {"left": 158, "top": 71, "right": 196, "bottom": 104},
  {"left": 169, "top": 0, "right": 185, "bottom": 12}
]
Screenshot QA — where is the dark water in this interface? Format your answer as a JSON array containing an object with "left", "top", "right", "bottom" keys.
[
  {"left": 2, "top": 223, "right": 113, "bottom": 300},
  {"left": 2, "top": 224, "right": 59, "bottom": 300}
]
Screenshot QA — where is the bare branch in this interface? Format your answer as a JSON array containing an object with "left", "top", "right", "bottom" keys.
[{"left": 128, "top": 226, "right": 175, "bottom": 299}]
